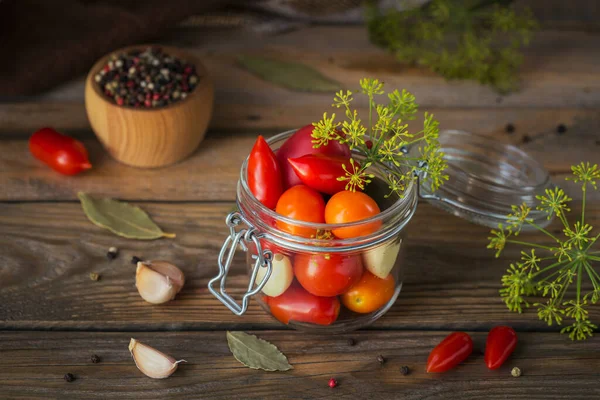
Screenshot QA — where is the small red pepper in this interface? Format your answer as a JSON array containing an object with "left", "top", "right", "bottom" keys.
[
  {"left": 426, "top": 332, "right": 473, "bottom": 373},
  {"left": 287, "top": 154, "right": 359, "bottom": 195},
  {"left": 29, "top": 127, "right": 92, "bottom": 176},
  {"left": 484, "top": 326, "right": 518, "bottom": 370},
  {"left": 247, "top": 135, "right": 283, "bottom": 209}
]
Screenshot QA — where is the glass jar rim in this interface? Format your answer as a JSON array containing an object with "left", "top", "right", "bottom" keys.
[{"left": 236, "top": 129, "right": 418, "bottom": 251}]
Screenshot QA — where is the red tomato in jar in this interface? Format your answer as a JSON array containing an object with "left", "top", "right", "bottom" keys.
[
  {"left": 287, "top": 154, "right": 358, "bottom": 195},
  {"left": 277, "top": 125, "right": 350, "bottom": 189},
  {"left": 267, "top": 281, "right": 340, "bottom": 326},
  {"left": 275, "top": 185, "right": 325, "bottom": 238},
  {"left": 341, "top": 271, "right": 395, "bottom": 314},
  {"left": 294, "top": 253, "right": 363, "bottom": 297},
  {"left": 247, "top": 135, "right": 283, "bottom": 209},
  {"left": 325, "top": 191, "right": 381, "bottom": 239}
]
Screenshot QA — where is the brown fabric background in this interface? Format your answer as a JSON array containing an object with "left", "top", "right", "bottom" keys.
[{"left": 0, "top": 0, "right": 229, "bottom": 96}]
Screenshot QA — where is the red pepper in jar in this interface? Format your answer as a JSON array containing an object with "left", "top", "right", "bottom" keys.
[
  {"left": 484, "top": 326, "right": 518, "bottom": 370},
  {"left": 29, "top": 128, "right": 92, "bottom": 175},
  {"left": 247, "top": 135, "right": 283, "bottom": 209},
  {"left": 426, "top": 332, "right": 473, "bottom": 373},
  {"left": 287, "top": 154, "right": 358, "bottom": 195}
]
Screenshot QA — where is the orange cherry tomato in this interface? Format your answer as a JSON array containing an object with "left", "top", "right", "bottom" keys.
[
  {"left": 325, "top": 191, "right": 381, "bottom": 239},
  {"left": 341, "top": 270, "right": 395, "bottom": 314},
  {"left": 294, "top": 253, "right": 363, "bottom": 297},
  {"left": 275, "top": 185, "right": 325, "bottom": 238}
]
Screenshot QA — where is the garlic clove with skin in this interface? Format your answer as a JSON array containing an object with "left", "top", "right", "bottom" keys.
[
  {"left": 135, "top": 261, "right": 185, "bottom": 304},
  {"left": 128, "top": 338, "right": 186, "bottom": 379}
]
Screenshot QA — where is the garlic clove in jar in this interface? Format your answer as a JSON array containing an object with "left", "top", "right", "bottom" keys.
[
  {"left": 255, "top": 253, "right": 293, "bottom": 297},
  {"left": 362, "top": 239, "right": 402, "bottom": 279},
  {"left": 128, "top": 338, "right": 185, "bottom": 379},
  {"left": 135, "top": 260, "right": 185, "bottom": 304}
]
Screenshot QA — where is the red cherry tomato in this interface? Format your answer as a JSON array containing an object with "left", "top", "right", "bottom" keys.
[
  {"left": 294, "top": 253, "right": 363, "bottom": 297},
  {"left": 275, "top": 185, "right": 325, "bottom": 238},
  {"left": 267, "top": 281, "right": 340, "bottom": 326},
  {"left": 287, "top": 154, "right": 359, "bottom": 195},
  {"left": 484, "top": 326, "right": 518, "bottom": 370},
  {"left": 277, "top": 125, "right": 350, "bottom": 189},
  {"left": 341, "top": 270, "right": 395, "bottom": 314},
  {"left": 29, "top": 127, "right": 92, "bottom": 175},
  {"left": 247, "top": 135, "right": 283, "bottom": 209},
  {"left": 325, "top": 191, "right": 381, "bottom": 239},
  {"left": 427, "top": 332, "right": 474, "bottom": 373}
]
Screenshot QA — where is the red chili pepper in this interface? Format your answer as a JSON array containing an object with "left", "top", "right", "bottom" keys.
[
  {"left": 287, "top": 154, "right": 359, "bottom": 195},
  {"left": 426, "top": 332, "right": 473, "bottom": 373},
  {"left": 247, "top": 135, "right": 283, "bottom": 209},
  {"left": 29, "top": 127, "right": 92, "bottom": 176},
  {"left": 276, "top": 124, "right": 350, "bottom": 189},
  {"left": 484, "top": 326, "right": 517, "bottom": 370}
]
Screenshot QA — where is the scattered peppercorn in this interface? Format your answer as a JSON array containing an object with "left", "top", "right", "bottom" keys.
[
  {"left": 522, "top": 135, "right": 531, "bottom": 144},
  {"left": 366, "top": 140, "right": 373, "bottom": 150},
  {"left": 64, "top": 373, "right": 75, "bottom": 382},
  {"left": 400, "top": 365, "right": 410, "bottom": 376},
  {"left": 556, "top": 124, "right": 567, "bottom": 134},
  {"left": 505, "top": 123, "right": 515, "bottom": 133},
  {"left": 377, "top": 355, "right": 386, "bottom": 365},
  {"left": 95, "top": 47, "right": 199, "bottom": 109},
  {"left": 328, "top": 378, "right": 338, "bottom": 388},
  {"left": 89, "top": 272, "right": 100, "bottom": 281},
  {"left": 131, "top": 256, "right": 142, "bottom": 265},
  {"left": 107, "top": 246, "right": 118, "bottom": 261},
  {"left": 346, "top": 338, "right": 356, "bottom": 346},
  {"left": 91, "top": 354, "right": 101, "bottom": 364},
  {"left": 511, "top": 367, "right": 522, "bottom": 377}
]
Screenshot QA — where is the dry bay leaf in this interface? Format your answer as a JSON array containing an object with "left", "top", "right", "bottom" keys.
[
  {"left": 237, "top": 55, "right": 341, "bottom": 92},
  {"left": 78, "top": 192, "right": 175, "bottom": 240},
  {"left": 227, "top": 331, "right": 292, "bottom": 372}
]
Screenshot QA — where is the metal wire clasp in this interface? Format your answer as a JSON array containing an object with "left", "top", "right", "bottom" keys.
[{"left": 208, "top": 211, "right": 273, "bottom": 316}]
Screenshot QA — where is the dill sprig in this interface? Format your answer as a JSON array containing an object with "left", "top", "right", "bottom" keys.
[
  {"left": 488, "top": 162, "right": 600, "bottom": 340},
  {"left": 366, "top": 0, "right": 538, "bottom": 93},
  {"left": 311, "top": 78, "right": 448, "bottom": 199}
]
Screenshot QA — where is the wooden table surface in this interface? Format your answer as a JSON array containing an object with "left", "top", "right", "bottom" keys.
[{"left": 2, "top": 10, "right": 600, "bottom": 399}]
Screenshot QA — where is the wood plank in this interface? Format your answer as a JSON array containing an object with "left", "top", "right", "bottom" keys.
[
  {"left": 1, "top": 202, "right": 598, "bottom": 331},
  {"left": 0, "top": 107, "right": 598, "bottom": 201},
  {"left": 0, "top": 330, "right": 598, "bottom": 399},
  {"left": 1, "top": 29, "right": 599, "bottom": 135}
]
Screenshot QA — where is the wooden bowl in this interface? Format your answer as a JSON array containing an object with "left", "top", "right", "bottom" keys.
[{"left": 85, "top": 45, "right": 214, "bottom": 168}]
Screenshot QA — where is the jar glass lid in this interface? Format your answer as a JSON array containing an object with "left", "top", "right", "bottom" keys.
[{"left": 414, "top": 130, "right": 554, "bottom": 230}]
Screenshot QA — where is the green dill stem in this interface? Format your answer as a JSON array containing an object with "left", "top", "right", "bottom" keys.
[
  {"left": 526, "top": 221, "right": 560, "bottom": 242},
  {"left": 532, "top": 259, "right": 570, "bottom": 279},
  {"left": 506, "top": 239, "right": 554, "bottom": 251},
  {"left": 576, "top": 262, "right": 583, "bottom": 305},
  {"left": 585, "top": 260, "right": 600, "bottom": 284},
  {"left": 583, "top": 262, "right": 599, "bottom": 290},
  {"left": 555, "top": 262, "right": 579, "bottom": 305},
  {"left": 587, "top": 255, "right": 600, "bottom": 262},
  {"left": 557, "top": 209, "right": 570, "bottom": 231}
]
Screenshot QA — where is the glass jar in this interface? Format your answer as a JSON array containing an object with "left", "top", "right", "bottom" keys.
[
  {"left": 209, "top": 129, "right": 554, "bottom": 332},
  {"left": 209, "top": 129, "right": 418, "bottom": 333}
]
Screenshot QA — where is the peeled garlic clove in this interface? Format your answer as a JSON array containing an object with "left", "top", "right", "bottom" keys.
[
  {"left": 362, "top": 239, "right": 402, "bottom": 279},
  {"left": 255, "top": 253, "right": 293, "bottom": 297},
  {"left": 136, "top": 261, "right": 185, "bottom": 304},
  {"left": 129, "top": 338, "right": 185, "bottom": 379}
]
